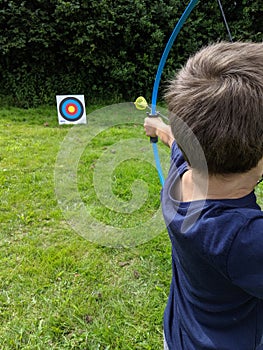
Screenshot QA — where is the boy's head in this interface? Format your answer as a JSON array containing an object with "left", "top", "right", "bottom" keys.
[{"left": 165, "top": 42, "right": 263, "bottom": 175}]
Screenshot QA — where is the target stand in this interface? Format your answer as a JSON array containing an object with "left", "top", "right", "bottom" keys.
[{"left": 56, "top": 95, "right": 87, "bottom": 125}]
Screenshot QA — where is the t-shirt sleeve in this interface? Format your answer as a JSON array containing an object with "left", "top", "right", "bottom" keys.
[
  {"left": 227, "top": 217, "right": 263, "bottom": 299},
  {"left": 171, "top": 140, "right": 187, "bottom": 168}
]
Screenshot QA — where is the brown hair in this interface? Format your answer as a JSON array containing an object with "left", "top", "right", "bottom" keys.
[{"left": 165, "top": 41, "right": 263, "bottom": 174}]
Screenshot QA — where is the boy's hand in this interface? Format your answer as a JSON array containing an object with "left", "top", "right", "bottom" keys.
[
  {"left": 143, "top": 117, "right": 165, "bottom": 137},
  {"left": 144, "top": 117, "right": 175, "bottom": 148}
]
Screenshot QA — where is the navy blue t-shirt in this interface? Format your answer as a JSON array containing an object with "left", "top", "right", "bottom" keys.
[{"left": 162, "top": 141, "right": 263, "bottom": 350}]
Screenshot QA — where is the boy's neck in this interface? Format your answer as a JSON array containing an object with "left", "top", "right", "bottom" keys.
[{"left": 181, "top": 165, "right": 262, "bottom": 202}]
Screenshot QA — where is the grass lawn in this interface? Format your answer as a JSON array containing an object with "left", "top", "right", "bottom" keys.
[
  {"left": 1, "top": 103, "right": 263, "bottom": 350},
  {"left": 0, "top": 103, "right": 172, "bottom": 349}
]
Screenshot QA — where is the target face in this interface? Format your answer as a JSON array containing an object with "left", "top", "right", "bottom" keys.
[{"left": 56, "top": 95, "right": 87, "bottom": 125}]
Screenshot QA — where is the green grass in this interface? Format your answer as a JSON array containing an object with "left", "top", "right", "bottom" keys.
[
  {"left": 0, "top": 104, "right": 171, "bottom": 349},
  {"left": 2, "top": 104, "right": 263, "bottom": 350}
]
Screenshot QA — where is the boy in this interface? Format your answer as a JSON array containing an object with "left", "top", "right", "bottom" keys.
[{"left": 144, "top": 42, "right": 263, "bottom": 349}]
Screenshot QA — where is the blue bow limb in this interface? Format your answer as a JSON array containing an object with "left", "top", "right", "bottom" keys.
[{"left": 150, "top": 0, "right": 199, "bottom": 186}]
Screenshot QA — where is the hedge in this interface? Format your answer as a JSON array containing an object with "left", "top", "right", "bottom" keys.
[{"left": 0, "top": 0, "right": 262, "bottom": 107}]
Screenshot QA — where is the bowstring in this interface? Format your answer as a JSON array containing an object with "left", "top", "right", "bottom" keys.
[{"left": 216, "top": 0, "right": 233, "bottom": 42}]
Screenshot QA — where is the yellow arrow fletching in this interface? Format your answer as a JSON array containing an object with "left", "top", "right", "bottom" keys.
[{"left": 134, "top": 96, "right": 148, "bottom": 110}]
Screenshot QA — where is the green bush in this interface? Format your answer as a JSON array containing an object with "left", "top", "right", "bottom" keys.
[{"left": 0, "top": 0, "right": 262, "bottom": 107}]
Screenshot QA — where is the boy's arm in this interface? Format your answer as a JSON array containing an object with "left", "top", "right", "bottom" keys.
[{"left": 144, "top": 117, "right": 175, "bottom": 148}]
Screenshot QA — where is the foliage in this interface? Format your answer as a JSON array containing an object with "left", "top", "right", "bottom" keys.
[{"left": 0, "top": 0, "right": 262, "bottom": 107}]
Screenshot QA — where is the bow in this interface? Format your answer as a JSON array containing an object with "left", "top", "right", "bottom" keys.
[
  {"left": 149, "top": 0, "right": 199, "bottom": 187},
  {"left": 136, "top": 0, "right": 232, "bottom": 186}
]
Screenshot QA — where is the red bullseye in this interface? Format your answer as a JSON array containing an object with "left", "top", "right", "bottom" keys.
[{"left": 66, "top": 104, "right": 78, "bottom": 115}]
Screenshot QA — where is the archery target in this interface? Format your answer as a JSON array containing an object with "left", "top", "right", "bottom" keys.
[{"left": 56, "top": 95, "right": 87, "bottom": 125}]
